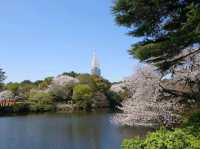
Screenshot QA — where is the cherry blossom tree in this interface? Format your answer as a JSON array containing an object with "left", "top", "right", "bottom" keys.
[
  {"left": 113, "top": 65, "right": 181, "bottom": 127},
  {"left": 48, "top": 75, "right": 79, "bottom": 101}
]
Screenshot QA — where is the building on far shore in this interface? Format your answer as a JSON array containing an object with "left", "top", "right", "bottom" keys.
[{"left": 91, "top": 51, "right": 101, "bottom": 76}]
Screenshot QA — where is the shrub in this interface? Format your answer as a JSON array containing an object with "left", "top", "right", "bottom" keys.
[
  {"left": 5, "top": 83, "right": 20, "bottom": 96},
  {"left": 122, "top": 138, "right": 143, "bottom": 149},
  {"left": 122, "top": 128, "right": 200, "bottom": 149},
  {"left": 183, "top": 112, "right": 200, "bottom": 137},
  {"left": 17, "top": 83, "right": 36, "bottom": 100},
  {"left": 28, "top": 91, "right": 54, "bottom": 112},
  {"left": 29, "top": 104, "right": 54, "bottom": 112},
  {"left": 12, "top": 102, "right": 30, "bottom": 113},
  {"left": 49, "top": 84, "right": 74, "bottom": 101},
  {"left": 72, "top": 84, "right": 93, "bottom": 110}
]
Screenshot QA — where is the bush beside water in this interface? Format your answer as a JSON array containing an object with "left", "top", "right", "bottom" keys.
[{"left": 122, "top": 112, "right": 200, "bottom": 149}]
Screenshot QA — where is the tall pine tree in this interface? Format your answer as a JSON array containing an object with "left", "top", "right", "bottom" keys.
[{"left": 112, "top": 0, "right": 200, "bottom": 72}]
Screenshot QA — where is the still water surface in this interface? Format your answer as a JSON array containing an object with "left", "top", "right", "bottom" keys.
[{"left": 0, "top": 113, "right": 152, "bottom": 149}]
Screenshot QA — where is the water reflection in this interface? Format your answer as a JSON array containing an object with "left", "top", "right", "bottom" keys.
[{"left": 0, "top": 113, "right": 152, "bottom": 149}]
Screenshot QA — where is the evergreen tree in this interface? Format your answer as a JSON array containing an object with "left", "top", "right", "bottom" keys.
[
  {"left": 0, "top": 68, "right": 6, "bottom": 83},
  {"left": 0, "top": 68, "right": 6, "bottom": 90},
  {"left": 112, "top": 0, "right": 200, "bottom": 71}
]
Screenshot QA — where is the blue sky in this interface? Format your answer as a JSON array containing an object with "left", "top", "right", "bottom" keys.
[{"left": 0, "top": 0, "right": 140, "bottom": 83}]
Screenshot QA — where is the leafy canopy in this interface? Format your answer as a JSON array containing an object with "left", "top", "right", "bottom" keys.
[
  {"left": 0, "top": 68, "right": 6, "bottom": 83},
  {"left": 122, "top": 129, "right": 200, "bottom": 149},
  {"left": 0, "top": 68, "right": 6, "bottom": 90},
  {"left": 29, "top": 91, "right": 53, "bottom": 105},
  {"left": 72, "top": 84, "right": 93, "bottom": 110},
  {"left": 28, "top": 91, "right": 54, "bottom": 112},
  {"left": 77, "top": 74, "right": 111, "bottom": 93},
  {"left": 112, "top": 0, "right": 200, "bottom": 71}
]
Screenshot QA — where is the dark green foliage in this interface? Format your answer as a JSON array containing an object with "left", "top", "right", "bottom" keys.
[
  {"left": 112, "top": 0, "right": 200, "bottom": 71},
  {"left": 183, "top": 112, "right": 200, "bottom": 137},
  {"left": 0, "top": 68, "right": 6, "bottom": 83},
  {"left": 0, "top": 83, "right": 5, "bottom": 91},
  {"left": 29, "top": 104, "right": 54, "bottom": 112},
  {"left": 106, "top": 91, "right": 122, "bottom": 109},
  {"left": 62, "top": 71, "right": 80, "bottom": 78},
  {"left": 0, "top": 68, "right": 6, "bottom": 90},
  {"left": 35, "top": 77, "right": 53, "bottom": 89},
  {"left": 0, "top": 102, "right": 30, "bottom": 113},
  {"left": 12, "top": 102, "right": 30, "bottom": 113},
  {"left": 21, "top": 80, "right": 33, "bottom": 84}
]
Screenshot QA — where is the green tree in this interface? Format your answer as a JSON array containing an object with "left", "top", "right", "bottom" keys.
[
  {"left": 112, "top": 0, "right": 200, "bottom": 71},
  {"left": 5, "top": 82, "right": 20, "bottom": 96},
  {"left": 17, "top": 81, "right": 37, "bottom": 100},
  {"left": 0, "top": 68, "right": 6, "bottom": 83},
  {"left": 21, "top": 80, "right": 33, "bottom": 84},
  {"left": 91, "top": 75, "right": 111, "bottom": 93},
  {"left": 72, "top": 84, "right": 93, "bottom": 110},
  {"left": 36, "top": 77, "right": 53, "bottom": 89},
  {"left": 0, "top": 68, "right": 6, "bottom": 90},
  {"left": 28, "top": 91, "right": 54, "bottom": 112},
  {"left": 62, "top": 71, "right": 80, "bottom": 78},
  {"left": 106, "top": 91, "right": 123, "bottom": 109},
  {"left": 77, "top": 74, "right": 111, "bottom": 93},
  {"left": 49, "top": 84, "right": 74, "bottom": 101}
]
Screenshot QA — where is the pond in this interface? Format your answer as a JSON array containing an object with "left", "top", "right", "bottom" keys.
[{"left": 0, "top": 112, "right": 152, "bottom": 149}]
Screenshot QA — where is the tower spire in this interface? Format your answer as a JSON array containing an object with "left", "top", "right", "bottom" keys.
[{"left": 91, "top": 51, "right": 101, "bottom": 76}]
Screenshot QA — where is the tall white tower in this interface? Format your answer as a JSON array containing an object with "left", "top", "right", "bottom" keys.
[{"left": 91, "top": 51, "right": 101, "bottom": 76}]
